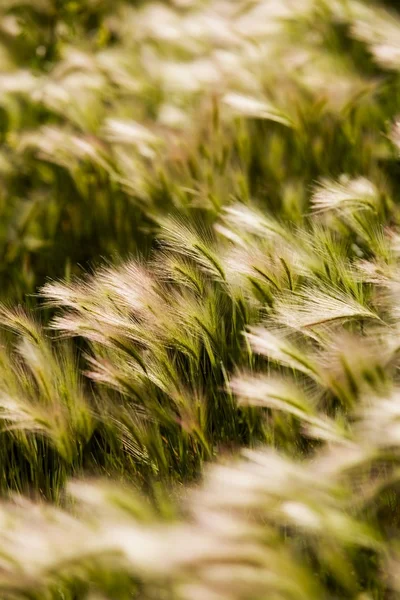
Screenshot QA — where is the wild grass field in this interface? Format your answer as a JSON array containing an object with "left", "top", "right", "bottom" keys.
[{"left": 2, "top": 0, "right": 400, "bottom": 597}]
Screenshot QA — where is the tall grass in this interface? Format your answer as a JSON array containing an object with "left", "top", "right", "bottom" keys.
[{"left": 1, "top": 0, "right": 400, "bottom": 598}]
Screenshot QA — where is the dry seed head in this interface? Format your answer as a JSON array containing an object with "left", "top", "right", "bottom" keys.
[{"left": 312, "top": 176, "right": 378, "bottom": 215}]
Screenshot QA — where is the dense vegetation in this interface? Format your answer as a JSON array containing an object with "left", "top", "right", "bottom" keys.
[{"left": 2, "top": 0, "right": 400, "bottom": 597}]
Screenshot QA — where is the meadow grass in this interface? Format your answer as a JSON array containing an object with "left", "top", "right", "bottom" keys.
[{"left": 1, "top": 0, "right": 400, "bottom": 598}]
